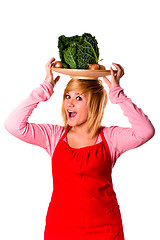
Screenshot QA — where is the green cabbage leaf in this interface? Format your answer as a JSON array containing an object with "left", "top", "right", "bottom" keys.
[{"left": 58, "top": 33, "right": 99, "bottom": 69}]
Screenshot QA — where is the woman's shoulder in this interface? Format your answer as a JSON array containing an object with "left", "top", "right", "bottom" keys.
[
  {"left": 100, "top": 125, "right": 118, "bottom": 148},
  {"left": 44, "top": 124, "right": 66, "bottom": 156},
  {"left": 49, "top": 124, "right": 66, "bottom": 137},
  {"left": 101, "top": 125, "right": 118, "bottom": 136}
]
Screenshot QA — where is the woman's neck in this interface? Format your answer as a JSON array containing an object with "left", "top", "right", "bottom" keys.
[
  {"left": 67, "top": 127, "right": 99, "bottom": 149},
  {"left": 69, "top": 125, "right": 90, "bottom": 138}
]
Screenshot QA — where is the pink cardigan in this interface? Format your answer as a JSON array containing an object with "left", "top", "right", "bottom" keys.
[{"left": 4, "top": 80, "right": 155, "bottom": 167}]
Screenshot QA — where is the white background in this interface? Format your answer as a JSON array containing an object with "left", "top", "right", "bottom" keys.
[{"left": 0, "top": 0, "right": 159, "bottom": 239}]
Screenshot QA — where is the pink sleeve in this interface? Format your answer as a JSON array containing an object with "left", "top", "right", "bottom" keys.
[
  {"left": 103, "top": 85, "right": 155, "bottom": 166},
  {"left": 4, "top": 80, "right": 64, "bottom": 156}
]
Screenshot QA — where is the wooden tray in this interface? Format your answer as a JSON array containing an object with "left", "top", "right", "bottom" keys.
[{"left": 51, "top": 67, "right": 117, "bottom": 80}]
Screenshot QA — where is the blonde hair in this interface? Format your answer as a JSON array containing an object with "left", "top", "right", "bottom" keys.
[{"left": 61, "top": 78, "right": 108, "bottom": 138}]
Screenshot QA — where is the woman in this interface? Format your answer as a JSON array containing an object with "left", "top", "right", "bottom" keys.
[{"left": 4, "top": 57, "right": 155, "bottom": 240}]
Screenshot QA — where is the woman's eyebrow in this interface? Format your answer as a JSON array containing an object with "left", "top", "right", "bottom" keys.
[
  {"left": 67, "top": 92, "right": 83, "bottom": 95},
  {"left": 66, "top": 92, "right": 86, "bottom": 97},
  {"left": 76, "top": 92, "right": 86, "bottom": 96}
]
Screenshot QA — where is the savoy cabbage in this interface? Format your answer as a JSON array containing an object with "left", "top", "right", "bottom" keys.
[{"left": 58, "top": 33, "right": 99, "bottom": 69}]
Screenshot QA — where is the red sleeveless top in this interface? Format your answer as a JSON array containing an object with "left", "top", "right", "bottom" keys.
[{"left": 44, "top": 128, "right": 125, "bottom": 240}]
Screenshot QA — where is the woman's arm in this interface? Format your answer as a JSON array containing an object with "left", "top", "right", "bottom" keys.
[
  {"left": 106, "top": 85, "right": 154, "bottom": 154},
  {"left": 4, "top": 58, "right": 61, "bottom": 156},
  {"left": 103, "top": 63, "right": 155, "bottom": 165}
]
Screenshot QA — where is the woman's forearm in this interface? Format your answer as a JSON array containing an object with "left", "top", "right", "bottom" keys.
[{"left": 4, "top": 81, "right": 54, "bottom": 150}]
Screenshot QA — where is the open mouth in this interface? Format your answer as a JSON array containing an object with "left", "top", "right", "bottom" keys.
[{"left": 68, "top": 110, "right": 77, "bottom": 118}]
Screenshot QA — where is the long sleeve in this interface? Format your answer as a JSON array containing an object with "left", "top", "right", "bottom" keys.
[
  {"left": 4, "top": 80, "right": 64, "bottom": 156},
  {"left": 103, "top": 85, "right": 155, "bottom": 166}
]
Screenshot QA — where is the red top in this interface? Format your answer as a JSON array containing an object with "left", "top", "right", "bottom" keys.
[{"left": 44, "top": 127, "right": 125, "bottom": 240}]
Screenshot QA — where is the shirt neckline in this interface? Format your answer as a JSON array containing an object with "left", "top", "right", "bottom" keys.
[
  {"left": 62, "top": 127, "right": 103, "bottom": 151},
  {"left": 62, "top": 139, "right": 104, "bottom": 151}
]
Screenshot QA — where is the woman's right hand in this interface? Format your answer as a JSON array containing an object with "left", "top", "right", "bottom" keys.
[{"left": 45, "top": 57, "right": 60, "bottom": 87}]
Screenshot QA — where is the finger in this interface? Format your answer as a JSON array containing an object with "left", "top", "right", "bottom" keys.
[
  {"left": 116, "top": 64, "right": 124, "bottom": 77},
  {"left": 54, "top": 75, "right": 60, "bottom": 84},
  {"left": 112, "top": 63, "right": 122, "bottom": 73},
  {"left": 46, "top": 63, "right": 52, "bottom": 75},
  {"left": 48, "top": 57, "right": 55, "bottom": 65},
  {"left": 110, "top": 67, "right": 117, "bottom": 83},
  {"left": 112, "top": 63, "right": 120, "bottom": 69},
  {"left": 114, "top": 63, "right": 124, "bottom": 71},
  {"left": 112, "top": 63, "right": 124, "bottom": 72},
  {"left": 46, "top": 60, "right": 56, "bottom": 76},
  {"left": 46, "top": 57, "right": 55, "bottom": 69},
  {"left": 121, "top": 71, "right": 125, "bottom": 78},
  {"left": 112, "top": 63, "right": 123, "bottom": 79},
  {"left": 103, "top": 76, "right": 111, "bottom": 88},
  {"left": 117, "top": 65, "right": 124, "bottom": 73}
]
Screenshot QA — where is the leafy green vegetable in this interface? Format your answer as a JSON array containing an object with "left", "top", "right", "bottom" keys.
[{"left": 58, "top": 33, "right": 99, "bottom": 69}]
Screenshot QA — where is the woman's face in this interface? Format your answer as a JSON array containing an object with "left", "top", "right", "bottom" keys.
[{"left": 64, "top": 91, "right": 89, "bottom": 128}]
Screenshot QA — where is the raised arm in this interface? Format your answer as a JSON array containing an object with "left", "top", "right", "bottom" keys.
[
  {"left": 103, "top": 63, "right": 155, "bottom": 165},
  {"left": 4, "top": 58, "right": 61, "bottom": 156}
]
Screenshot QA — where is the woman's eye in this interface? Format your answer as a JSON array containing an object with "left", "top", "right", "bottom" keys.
[
  {"left": 76, "top": 96, "right": 82, "bottom": 101},
  {"left": 65, "top": 94, "right": 70, "bottom": 99}
]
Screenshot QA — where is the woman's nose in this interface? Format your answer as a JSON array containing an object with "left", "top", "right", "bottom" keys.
[{"left": 67, "top": 99, "right": 75, "bottom": 107}]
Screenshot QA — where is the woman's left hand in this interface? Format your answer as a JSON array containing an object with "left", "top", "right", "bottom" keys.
[{"left": 103, "top": 63, "right": 124, "bottom": 88}]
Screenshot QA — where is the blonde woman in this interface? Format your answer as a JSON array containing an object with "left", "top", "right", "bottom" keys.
[{"left": 4, "top": 57, "right": 155, "bottom": 240}]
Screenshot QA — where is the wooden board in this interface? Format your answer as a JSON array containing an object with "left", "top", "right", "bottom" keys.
[{"left": 51, "top": 68, "right": 117, "bottom": 80}]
